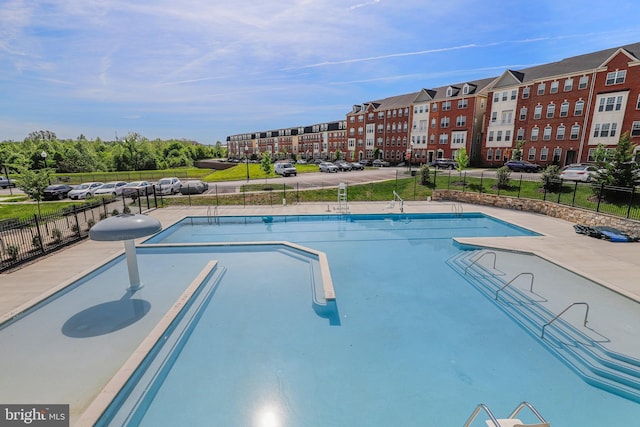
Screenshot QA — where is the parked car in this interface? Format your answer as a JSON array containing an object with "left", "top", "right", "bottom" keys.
[
  {"left": 296, "top": 159, "right": 307, "bottom": 165},
  {"left": 94, "top": 181, "right": 128, "bottom": 196},
  {"left": 358, "top": 159, "right": 372, "bottom": 166},
  {"left": 334, "top": 161, "right": 352, "bottom": 171},
  {"left": 43, "top": 184, "right": 73, "bottom": 200},
  {"left": 122, "top": 181, "right": 154, "bottom": 199},
  {"left": 68, "top": 182, "right": 104, "bottom": 200},
  {"left": 319, "top": 162, "right": 338, "bottom": 173},
  {"left": 372, "top": 159, "right": 390, "bottom": 167},
  {"left": 179, "top": 180, "right": 209, "bottom": 195},
  {"left": 156, "top": 177, "right": 182, "bottom": 195},
  {"left": 0, "top": 177, "right": 16, "bottom": 189},
  {"left": 433, "top": 158, "right": 458, "bottom": 169},
  {"left": 274, "top": 162, "right": 297, "bottom": 177},
  {"left": 504, "top": 160, "right": 542, "bottom": 173},
  {"left": 350, "top": 162, "right": 365, "bottom": 170},
  {"left": 560, "top": 164, "right": 600, "bottom": 182}
]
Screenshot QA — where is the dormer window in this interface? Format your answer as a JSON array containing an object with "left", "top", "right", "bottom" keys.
[
  {"left": 462, "top": 84, "right": 469, "bottom": 95},
  {"left": 446, "top": 87, "right": 453, "bottom": 97}
]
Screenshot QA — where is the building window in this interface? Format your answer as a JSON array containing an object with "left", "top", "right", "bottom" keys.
[
  {"left": 547, "top": 103, "right": 555, "bottom": 118},
  {"left": 534, "top": 105, "right": 542, "bottom": 119},
  {"left": 560, "top": 102, "right": 569, "bottom": 117},
  {"left": 632, "top": 121, "right": 640, "bottom": 137},
  {"left": 501, "top": 111, "right": 513, "bottom": 125},
  {"left": 511, "top": 90, "right": 517, "bottom": 100},
  {"left": 458, "top": 99, "right": 468, "bottom": 109},
  {"left": 531, "top": 127, "right": 539, "bottom": 141},
  {"left": 570, "top": 124, "right": 580, "bottom": 139},
  {"left": 431, "top": 118, "right": 436, "bottom": 128},
  {"left": 441, "top": 117, "right": 450, "bottom": 128},
  {"left": 432, "top": 103, "right": 437, "bottom": 112},
  {"left": 540, "top": 147, "right": 549, "bottom": 161},
  {"left": 522, "top": 87, "right": 530, "bottom": 99},
  {"left": 579, "top": 75, "right": 589, "bottom": 89},
  {"left": 442, "top": 101, "right": 451, "bottom": 111},
  {"left": 430, "top": 135, "right": 435, "bottom": 144},
  {"left": 505, "top": 130, "right": 511, "bottom": 141},
  {"left": 528, "top": 147, "right": 536, "bottom": 161},
  {"left": 493, "top": 92, "right": 499, "bottom": 103},
  {"left": 495, "top": 148, "right": 502, "bottom": 161},
  {"left": 574, "top": 100, "right": 584, "bottom": 116},
  {"left": 502, "top": 91, "right": 508, "bottom": 101},
  {"left": 439, "top": 134, "right": 448, "bottom": 144},
  {"left": 488, "top": 131, "right": 494, "bottom": 142},
  {"left": 556, "top": 125, "right": 565, "bottom": 140},
  {"left": 456, "top": 116, "right": 466, "bottom": 127},
  {"left": 491, "top": 112, "right": 497, "bottom": 123},
  {"left": 487, "top": 148, "right": 493, "bottom": 161},
  {"left": 550, "top": 81, "right": 559, "bottom": 93},
  {"left": 543, "top": 125, "right": 552, "bottom": 140},
  {"left": 497, "top": 130, "right": 503, "bottom": 142},
  {"left": 519, "top": 107, "right": 527, "bottom": 120},
  {"left": 537, "top": 83, "right": 546, "bottom": 95},
  {"left": 564, "top": 79, "right": 573, "bottom": 91},
  {"left": 553, "top": 147, "right": 562, "bottom": 163},
  {"left": 517, "top": 128, "right": 525, "bottom": 140},
  {"left": 606, "top": 70, "right": 626, "bottom": 85}
]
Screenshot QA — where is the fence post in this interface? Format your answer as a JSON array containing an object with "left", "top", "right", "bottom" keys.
[
  {"left": 73, "top": 206, "right": 81, "bottom": 238},
  {"left": 517, "top": 175, "right": 523, "bottom": 198},
  {"left": 137, "top": 190, "right": 142, "bottom": 214},
  {"left": 463, "top": 171, "right": 467, "bottom": 191},
  {"left": 33, "top": 214, "right": 45, "bottom": 254},
  {"left": 557, "top": 180, "right": 563, "bottom": 204},
  {"left": 215, "top": 184, "right": 219, "bottom": 206},
  {"left": 296, "top": 182, "right": 299, "bottom": 204},
  {"left": 283, "top": 183, "right": 286, "bottom": 205},
  {"left": 413, "top": 175, "right": 417, "bottom": 200},
  {"left": 571, "top": 181, "right": 578, "bottom": 206},
  {"left": 103, "top": 199, "right": 108, "bottom": 218},
  {"left": 153, "top": 186, "right": 158, "bottom": 208},
  {"left": 433, "top": 169, "right": 437, "bottom": 190},
  {"left": 596, "top": 183, "right": 604, "bottom": 212},
  {"left": 447, "top": 171, "right": 451, "bottom": 189},
  {"left": 627, "top": 187, "right": 635, "bottom": 219},
  {"left": 479, "top": 172, "right": 483, "bottom": 193}
]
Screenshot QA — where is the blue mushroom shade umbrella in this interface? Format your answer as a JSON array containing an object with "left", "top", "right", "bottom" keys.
[{"left": 89, "top": 214, "right": 162, "bottom": 291}]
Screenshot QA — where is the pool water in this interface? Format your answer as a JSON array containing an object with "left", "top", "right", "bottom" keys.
[{"left": 94, "top": 213, "right": 640, "bottom": 426}]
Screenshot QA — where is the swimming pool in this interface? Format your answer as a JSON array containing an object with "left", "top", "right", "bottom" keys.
[{"left": 2, "top": 213, "right": 639, "bottom": 426}]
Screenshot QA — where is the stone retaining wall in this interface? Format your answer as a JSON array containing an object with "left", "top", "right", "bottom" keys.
[{"left": 433, "top": 189, "right": 640, "bottom": 236}]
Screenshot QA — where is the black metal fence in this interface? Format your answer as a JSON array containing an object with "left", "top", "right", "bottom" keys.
[{"left": 0, "top": 188, "right": 161, "bottom": 272}]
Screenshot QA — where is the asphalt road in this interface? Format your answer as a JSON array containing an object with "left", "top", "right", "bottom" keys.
[{"left": 0, "top": 167, "right": 544, "bottom": 198}]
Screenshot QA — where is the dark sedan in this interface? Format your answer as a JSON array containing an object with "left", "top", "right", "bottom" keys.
[
  {"left": 504, "top": 160, "right": 542, "bottom": 172},
  {"left": 43, "top": 184, "right": 73, "bottom": 200}
]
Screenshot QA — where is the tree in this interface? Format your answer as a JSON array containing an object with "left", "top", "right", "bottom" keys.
[
  {"left": 16, "top": 166, "right": 52, "bottom": 217},
  {"left": 260, "top": 151, "right": 272, "bottom": 183},
  {"left": 455, "top": 148, "right": 469, "bottom": 174},
  {"left": 595, "top": 132, "right": 637, "bottom": 189},
  {"left": 512, "top": 140, "right": 526, "bottom": 161}
]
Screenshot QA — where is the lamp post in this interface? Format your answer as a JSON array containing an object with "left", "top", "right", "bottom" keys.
[
  {"left": 41, "top": 151, "right": 51, "bottom": 184},
  {"left": 244, "top": 143, "right": 250, "bottom": 182}
]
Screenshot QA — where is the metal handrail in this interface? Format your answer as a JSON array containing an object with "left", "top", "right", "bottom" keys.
[
  {"left": 463, "top": 403, "right": 501, "bottom": 427},
  {"left": 392, "top": 190, "right": 404, "bottom": 213},
  {"left": 495, "top": 272, "right": 535, "bottom": 300},
  {"left": 509, "top": 401, "right": 548, "bottom": 423},
  {"left": 464, "top": 401, "right": 548, "bottom": 427},
  {"left": 464, "top": 251, "right": 497, "bottom": 275},
  {"left": 541, "top": 302, "right": 590, "bottom": 339}
]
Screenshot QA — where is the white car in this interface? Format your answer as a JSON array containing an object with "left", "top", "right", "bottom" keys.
[
  {"left": 319, "top": 162, "right": 338, "bottom": 173},
  {"left": 156, "top": 177, "right": 182, "bottom": 195},
  {"left": 67, "top": 182, "right": 104, "bottom": 200},
  {"left": 560, "top": 164, "right": 600, "bottom": 182},
  {"left": 94, "top": 181, "right": 127, "bottom": 196}
]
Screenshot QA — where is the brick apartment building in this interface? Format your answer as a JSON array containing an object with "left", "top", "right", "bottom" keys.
[
  {"left": 483, "top": 42, "right": 640, "bottom": 167},
  {"left": 228, "top": 42, "right": 640, "bottom": 167}
]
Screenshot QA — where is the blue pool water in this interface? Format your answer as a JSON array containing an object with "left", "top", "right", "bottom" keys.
[{"left": 92, "top": 213, "right": 640, "bottom": 426}]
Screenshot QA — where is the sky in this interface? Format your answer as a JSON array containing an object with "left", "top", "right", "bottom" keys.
[{"left": 1, "top": 1, "right": 640, "bottom": 145}]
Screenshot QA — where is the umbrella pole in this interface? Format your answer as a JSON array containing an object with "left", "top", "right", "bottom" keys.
[{"left": 124, "top": 239, "right": 143, "bottom": 291}]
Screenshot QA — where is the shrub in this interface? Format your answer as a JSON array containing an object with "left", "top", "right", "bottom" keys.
[
  {"left": 111, "top": 209, "right": 120, "bottom": 216},
  {"left": 32, "top": 235, "right": 42, "bottom": 250},
  {"left": 99, "top": 213, "right": 107, "bottom": 220},
  {"left": 496, "top": 166, "right": 511, "bottom": 189},
  {"left": 71, "top": 223, "right": 80, "bottom": 234},
  {"left": 52, "top": 228, "right": 62, "bottom": 243},
  {"left": 7, "top": 245, "right": 19, "bottom": 261},
  {"left": 541, "top": 165, "right": 561, "bottom": 192},
  {"left": 123, "top": 206, "right": 131, "bottom": 214},
  {"left": 86, "top": 218, "right": 96, "bottom": 231},
  {"left": 419, "top": 165, "right": 431, "bottom": 185}
]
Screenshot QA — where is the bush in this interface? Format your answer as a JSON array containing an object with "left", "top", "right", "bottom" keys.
[
  {"left": 541, "top": 165, "right": 561, "bottom": 192},
  {"left": 7, "top": 245, "right": 19, "bottom": 261},
  {"left": 111, "top": 209, "right": 120, "bottom": 216},
  {"left": 419, "top": 165, "right": 431, "bottom": 185},
  {"left": 32, "top": 234, "right": 42, "bottom": 250},
  {"left": 86, "top": 218, "right": 96, "bottom": 231},
  {"left": 71, "top": 223, "right": 80, "bottom": 234},
  {"left": 496, "top": 166, "right": 511, "bottom": 189},
  {"left": 99, "top": 213, "right": 107, "bottom": 220},
  {"left": 52, "top": 228, "right": 62, "bottom": 243},
  {"left": 123, "top": 206, "right": 131, "bottom": 214}
]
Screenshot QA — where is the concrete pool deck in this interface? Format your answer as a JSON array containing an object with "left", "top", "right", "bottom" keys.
[{"left": 1, "top": 200, "right": 639, "bottom": 321}]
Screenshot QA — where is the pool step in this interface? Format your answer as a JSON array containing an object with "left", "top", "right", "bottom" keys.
[{"left": 447, "top": 250, "right": 640, "bottom": 403}]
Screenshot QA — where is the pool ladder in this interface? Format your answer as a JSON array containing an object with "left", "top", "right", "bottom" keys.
[
  {"left": 452, "top": 202, "right": 463, "bottom": 216},
  {"left": 463, "top": 401, "right": 549, "bottom": 427},
  {"left": 207, "top": 205, "right": 219, "bottom": 224}
]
